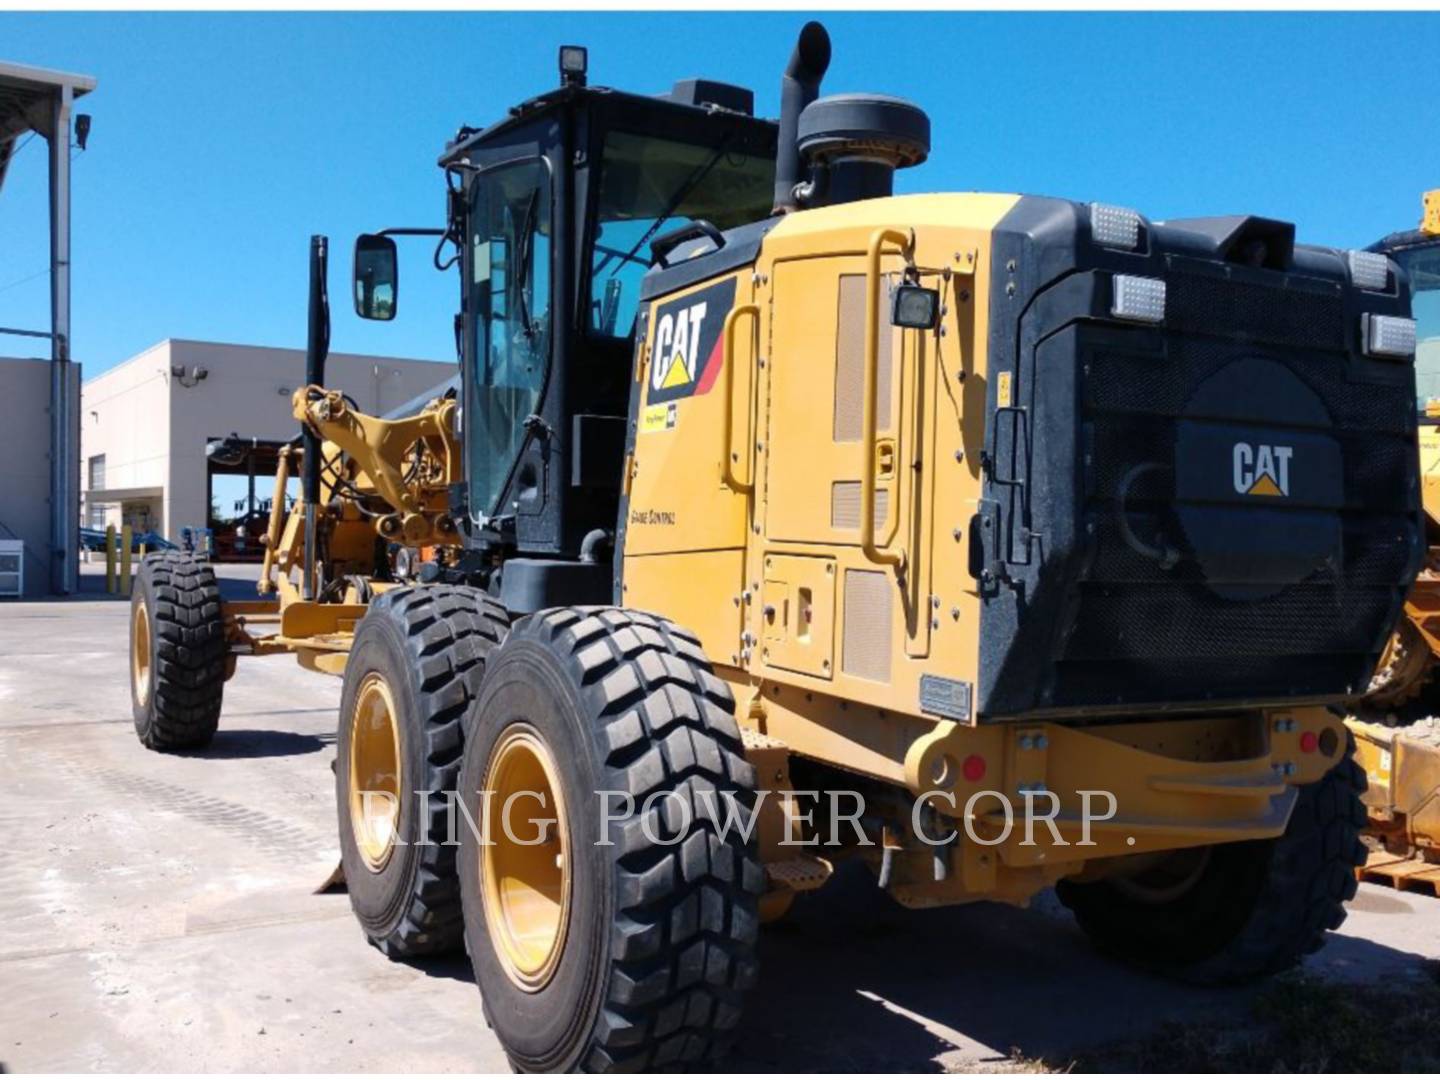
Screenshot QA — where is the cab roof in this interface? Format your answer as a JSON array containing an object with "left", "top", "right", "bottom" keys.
[{"left": 438, "top": 81, "right": 776, "bottom": 169}]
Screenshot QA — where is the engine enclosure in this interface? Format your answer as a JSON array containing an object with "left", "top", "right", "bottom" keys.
[{"left": 977, "top": 198, "right": 1423, "bottom": 718}]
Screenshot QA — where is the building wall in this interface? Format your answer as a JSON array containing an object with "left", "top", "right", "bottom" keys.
[
  {"left": 0, "top": 357, "right": 80, "bottom": 598},
  {"left": 82, "top": 339, "right": 452, "bottom": 540},
  {"left": 81, "top": 340, "right": 171, "bottom": 533}
]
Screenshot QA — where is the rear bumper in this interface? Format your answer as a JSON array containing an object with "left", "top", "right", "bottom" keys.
[{"left": 906, "top": 706, "right": 1343, "bottom": 867}]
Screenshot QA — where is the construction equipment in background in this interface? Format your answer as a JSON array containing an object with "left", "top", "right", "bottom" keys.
[
  {"left": 1350, "top": 191, "right": 1440, "bottom": 892},
  {"left": 128, "top": 23, "right": 1422, "bottom": 1071}
]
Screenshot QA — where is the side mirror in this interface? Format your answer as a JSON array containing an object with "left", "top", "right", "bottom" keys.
[
  {"left": 354, "top": 234, "right": 398, "bottom": 320},
  {"left": 890, "top": 282, "right": 940, "bottom": 330}
]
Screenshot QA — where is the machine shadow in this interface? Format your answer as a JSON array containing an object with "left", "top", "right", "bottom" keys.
[
  {"left": 404, "top": 951, "right": 480, "bottom": 986},
  {"left": 192, "top": 728, "right": 329, "bottom": 759},
  {"left": 377, "top": 863, "right": 1433, "bottom": 1070},
  {"left": 726, "top": 885, "right": 1435, "bottom": 1073}
]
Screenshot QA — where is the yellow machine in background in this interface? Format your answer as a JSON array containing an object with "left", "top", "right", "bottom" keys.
[{"left": 1351, "top": 190, "right": 1440, "bottom": 891}]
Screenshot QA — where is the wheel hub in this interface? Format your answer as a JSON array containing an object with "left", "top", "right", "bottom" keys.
[
  {"left": 482, "top": 723, "right": 572, "bottom": 992},
  {"left": 1112, "top": 845, "right": 1212, "bottom": 905},
  {"left": 348, "top": 672, "right": 403, "bottom": 872},
  {"left": 131, "top": 599, "right": 152, "bottom": 708}
]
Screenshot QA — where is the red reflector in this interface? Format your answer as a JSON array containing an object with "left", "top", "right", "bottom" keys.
[
  {"left": 962, "top": 754, "right": 987, "bottom": 782},
  {"left": 1300, "top": 731, "right": 1319, "bottom": 754}
]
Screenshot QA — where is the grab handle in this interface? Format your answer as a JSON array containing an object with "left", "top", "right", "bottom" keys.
[
  {"left": 861, "top": 228, "right": 913, "bottom": 571},
  {"left": 721, "top": 303, "right": 760, "bottom": 492}
]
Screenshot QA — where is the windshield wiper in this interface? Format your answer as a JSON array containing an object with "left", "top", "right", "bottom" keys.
[
  {"left": 516, "top": 188, "right": 540, "bottom": 340},
  {"left": 604, "top": 134, "right": 736, "bottom": 276}
]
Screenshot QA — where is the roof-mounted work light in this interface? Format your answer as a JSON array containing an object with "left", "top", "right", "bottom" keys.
[{"left": 559, "top": 45, "right": 588, "bottom": 88}]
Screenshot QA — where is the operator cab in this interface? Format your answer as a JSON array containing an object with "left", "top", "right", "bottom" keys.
[
  {"left": 413, "top": 53, "right": 777, "bottom": 585},
  {"left": 1375, "top": 234, "right": 1440, "bottom": 411}
]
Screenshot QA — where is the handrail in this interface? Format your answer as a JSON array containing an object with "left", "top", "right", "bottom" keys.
[
  {"left": 721, "top": 303, "right": 761, "bottom": 492},
  {"left": 861, "top": 228, "right": 913, "bottom": 571}
]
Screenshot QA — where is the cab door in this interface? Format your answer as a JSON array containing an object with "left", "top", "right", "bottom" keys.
[{"left": 620, "top": 272, "right": 758, "bottom": 662}]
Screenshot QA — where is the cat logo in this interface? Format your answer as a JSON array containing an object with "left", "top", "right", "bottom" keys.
[
  {"left": 645, "top": 277, "right": 736, "bottom": 406},
  {"left": 1232, "top": 441, "right": 1293, "bottom": 498},
  {"left": 652, "top": 302, "right": 707, "bottom": 393}
]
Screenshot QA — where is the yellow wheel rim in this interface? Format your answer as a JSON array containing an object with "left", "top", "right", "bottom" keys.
[
  {"left": 131, "top": 599, "right": 152, "bottom": 708},
  {"left": 482, "top": 723, "right": 572, "bottom": 992},
  {"left": 347, "top": 672, "right": 403, "bottom": 872}
]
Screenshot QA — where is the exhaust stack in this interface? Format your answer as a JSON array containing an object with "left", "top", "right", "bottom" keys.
[
  {"left": 772, "top": 21, "right": 831, "bottom": 214},
  {"left": 301, "top": 234, "right": 329, "bottom": 601}
]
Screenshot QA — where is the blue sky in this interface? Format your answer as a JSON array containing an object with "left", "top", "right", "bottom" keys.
[{"left": 0, "top": 11, "right": 1436, "bottom": 377}]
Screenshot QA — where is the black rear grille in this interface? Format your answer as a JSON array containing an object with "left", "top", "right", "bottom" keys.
[
  {"left": 1053, "top": 296, "right": 1416, "bottom": 705},
  {"left": 979, "top": 198, "right": 1421, "bottom": 719},
  {"left": 1165, "top": 270, "right": 1346, "bottom": 351},
  {"left": 981, "top": 253, "right": 1420, "bottom": 717}
]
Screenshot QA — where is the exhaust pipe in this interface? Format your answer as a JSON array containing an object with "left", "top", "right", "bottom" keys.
[
  {"left": 301, "top": 234, "right": 330, "bottom": 601},
  {"left": 772, "top": 21, "right": 831, "bottom": 214}
]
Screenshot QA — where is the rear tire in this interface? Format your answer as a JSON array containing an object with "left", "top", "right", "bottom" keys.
[
  {"left": 1056, "top": 751, "right": 1368, "bottom": 984},
  {"left": 130, "top": 553, "right": 226, "bottom": 751},
  {"left": 336, "top": 585, "right": 508, "bottom": 958},
  {"left": 457, "top": 607, "right": 764, "bottom": 1072}
]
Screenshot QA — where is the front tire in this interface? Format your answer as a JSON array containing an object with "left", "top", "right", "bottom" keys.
[
  {"left": 130, "top": 553, "right": 226, "bottom": 751},
  {"left": 457, "top": 607, "right": 764, "bottom": 1072},
  {"left": 336, "top": 585, "right": 508, "bottom": 957},
  {"left": 1056, "top": 752, "right": 1368, "bottom": 984}
]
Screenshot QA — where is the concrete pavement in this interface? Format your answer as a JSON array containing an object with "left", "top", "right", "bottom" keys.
[{"left": 2, "top": 565, "right": 1438, "bottom": 1071}]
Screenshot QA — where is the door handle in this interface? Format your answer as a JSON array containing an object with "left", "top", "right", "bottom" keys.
[{"left": 876, "top": 439, "right": 897, "bottom": 480}]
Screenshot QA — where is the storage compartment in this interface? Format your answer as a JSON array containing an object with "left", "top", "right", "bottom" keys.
[{"left": 760, "top": 553, "right": 836, "bottom": 679}]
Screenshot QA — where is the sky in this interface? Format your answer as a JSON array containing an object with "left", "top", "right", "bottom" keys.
[{"left": 0, "top": 11, "right": 1437, "bottom": 377}]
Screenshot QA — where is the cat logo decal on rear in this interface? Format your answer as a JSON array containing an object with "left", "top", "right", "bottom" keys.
[{"left": 1233, "top": 442, "right": 1293, "bottom": 498}]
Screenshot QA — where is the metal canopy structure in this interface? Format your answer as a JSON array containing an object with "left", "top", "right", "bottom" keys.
[
  {"left": 0, "top": 61, "right": 96, "bottom": 594},
  {"left": 0, "top": 61, "right": 93, "bottom": 193}
]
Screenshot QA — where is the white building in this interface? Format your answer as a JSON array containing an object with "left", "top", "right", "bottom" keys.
[{"left": 81, "top": 339, "right": 452, "bottom": 540}]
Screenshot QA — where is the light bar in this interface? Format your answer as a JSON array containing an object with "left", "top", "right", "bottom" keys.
[
  {"left": 1364, "top": 314, "right": 1416, "bottom": 359},
  {"left": 1112, "top": 274, "right": 1166, "bottom": 323},
  {"left": 1088, "top": 204, "right": 1146, "bottom": 252},
  {"left": 1091, "top": 203, "right": 1142, "bottom": 250},
  {"left": 1348, "top": 250, "right": 1390, "bottom": 292}
]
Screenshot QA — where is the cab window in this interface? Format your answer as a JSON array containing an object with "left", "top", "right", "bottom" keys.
[
  {"left": 1397, "top": 244, "right": 1440, "bottom": 407},
  {"left": 588, "top": 130, "right": 773, "bottom": 339},
  {"left": 468, "top": 158, "right": 552, "bottom": 517}
]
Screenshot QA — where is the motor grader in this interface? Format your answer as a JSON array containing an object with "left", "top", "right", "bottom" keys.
[
  {"left": 1348, "top": 190, "right": 1440, "bottom": 890},
  {"left": 129, "top": 22, "right": 1422, "bottom": 1071}
]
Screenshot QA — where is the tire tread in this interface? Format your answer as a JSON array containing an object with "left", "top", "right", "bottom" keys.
[
  {"left": 500, "top": 606, "right": 762, "bottom": 1072},
  {"left": 134, "top": 552, "right": 226, "bottom": 751},
  {"left": 346, "top": 584, "right": 507, "bottom": 957}
]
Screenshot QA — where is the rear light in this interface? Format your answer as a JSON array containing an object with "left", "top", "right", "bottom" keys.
[
  {"left": 1348, "top": 250, "right": 1390, "bottom": 292},
  {"left": 1091, "top": 203, "right": 1142, "bottom": 250},
  {"left": 1299, "top": 731, "right": 1319, "bottom": 754},
  {"left": 1363, "top": 313, "right": 1416, "bottom": 359},
  {"left": 962, "top": 754, "right": 987, "bottom": 783},
  {"left": 1112, "top": 275, "right": 1166, "bottom": 323}
]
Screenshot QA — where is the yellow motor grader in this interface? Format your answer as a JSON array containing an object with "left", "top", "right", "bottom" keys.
[
  {"left": 129, "top": 23, "right": 1423, "bottom": 1071},
  {"left": 1349, "top": 190, "right": 1440, "bottom": 891}
]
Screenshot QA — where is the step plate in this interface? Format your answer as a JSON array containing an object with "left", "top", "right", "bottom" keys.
[{"left": 766, "top": 856, "right": 833, "bottom": 893}]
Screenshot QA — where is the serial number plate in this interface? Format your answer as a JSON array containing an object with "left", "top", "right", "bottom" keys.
[{"left": 919, "top": 675, "right": 972, "bottom": 722}]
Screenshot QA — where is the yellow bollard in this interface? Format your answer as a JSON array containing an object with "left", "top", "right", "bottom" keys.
[
  {"left": 120, "top": 524, "right": 133, "bottom": 596},
  {"left": 105, "top": 524, "right": 116, "bottom": 593}
]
